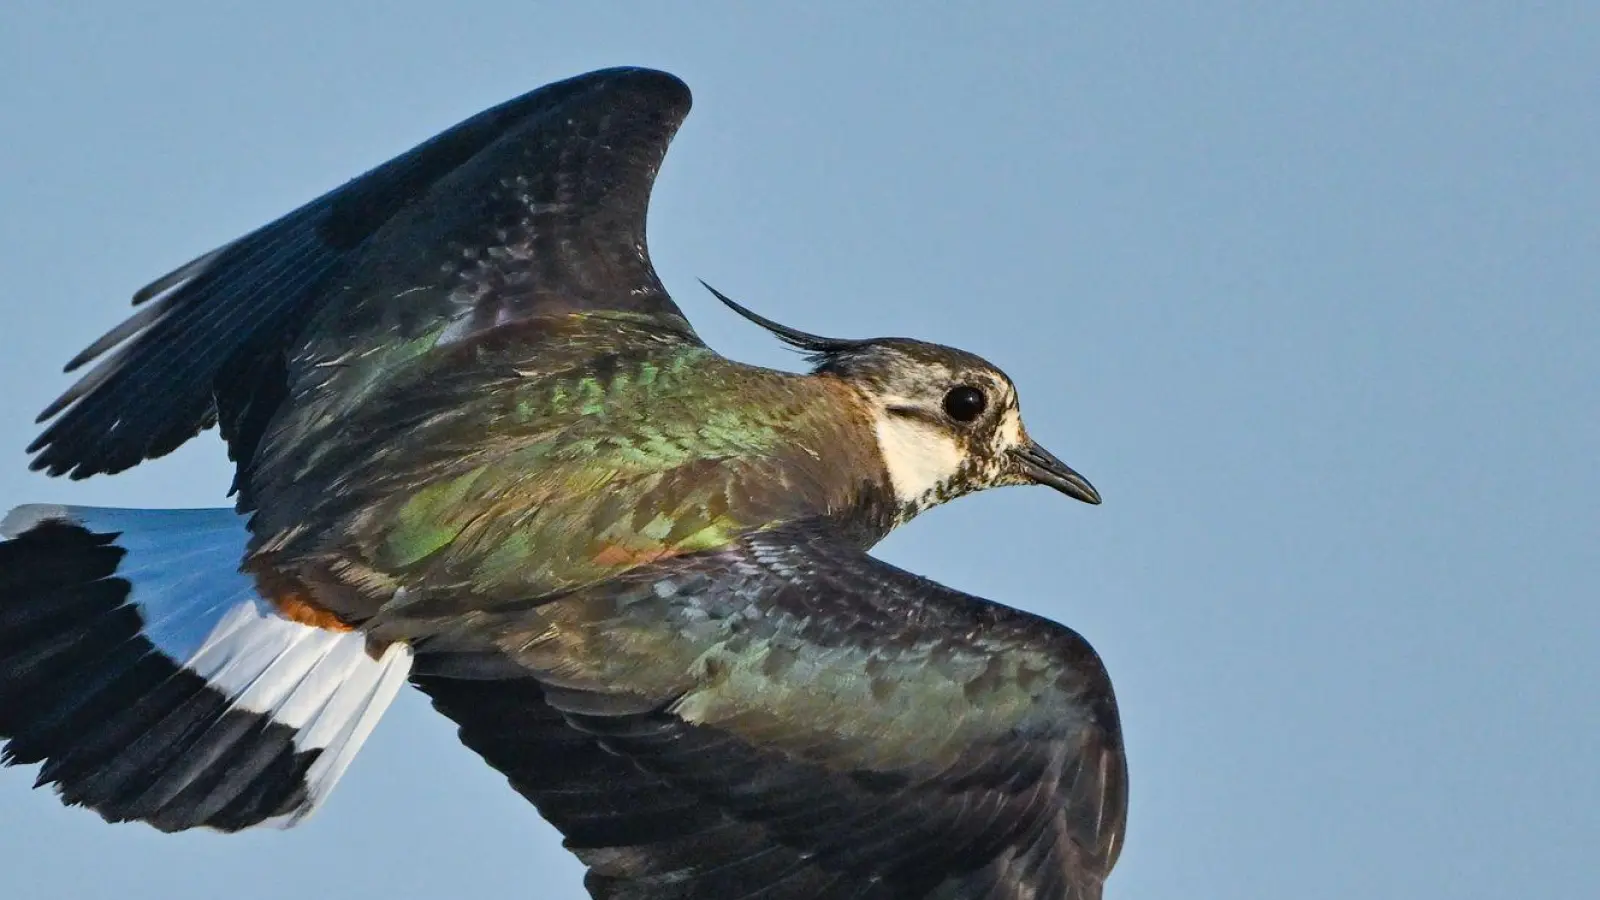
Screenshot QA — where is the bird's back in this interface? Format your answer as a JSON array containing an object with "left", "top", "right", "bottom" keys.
[{"left": 244, "top": 321, "right": 896, "bottom": 626}]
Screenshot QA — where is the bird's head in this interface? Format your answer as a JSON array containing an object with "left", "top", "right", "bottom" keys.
[{"left": 705, "top": 283, "right": 1100, "bottom": 521}]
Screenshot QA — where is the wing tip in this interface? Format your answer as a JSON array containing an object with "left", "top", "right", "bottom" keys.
[{"left": 586, "top": 66, "right": 692, "bottom": 108}]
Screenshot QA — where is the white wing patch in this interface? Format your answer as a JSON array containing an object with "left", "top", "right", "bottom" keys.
[
  {"left": 1, "top": 504, "right": 412, "bottom": 828},
  {"left": 180, "top": 598, "right": 413, "bottom": 827}
]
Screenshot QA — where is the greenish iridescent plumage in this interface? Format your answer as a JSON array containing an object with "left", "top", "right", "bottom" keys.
[
  {"left": 11, "top": 67, "right": 1121, "bottom": 900},
  {"left": 404, "top": 522, "right": 1126, "bottom": 899},
  {"left": 246, "top": 314, "right": 892, "bottom": 618}
]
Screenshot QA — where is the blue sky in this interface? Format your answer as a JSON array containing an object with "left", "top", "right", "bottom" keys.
[{"left": 1, "top": 4, "right": 1595, "bottom": 898}]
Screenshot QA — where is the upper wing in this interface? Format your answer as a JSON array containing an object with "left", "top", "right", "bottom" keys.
[
  {"left": 408, "top": 524, "right": 1127, "bottom": 899},
  {"left": 28, "top": 66, "right": 698, "bottom": 494}
]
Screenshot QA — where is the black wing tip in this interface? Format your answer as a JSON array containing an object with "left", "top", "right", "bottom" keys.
[
  {"left": 578, "top": 66, "right": 692, "bottom": 107},
  {"left": 25, "top": 434, "right": 158, "bottom": 481},
  {"left": 528, "top": 67, "right": 692, "bottom": 131},
  {"left": 33, "top": 398, "right": 67, "bottom": 426}
]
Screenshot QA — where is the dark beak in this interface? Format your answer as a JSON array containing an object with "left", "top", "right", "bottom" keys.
[{"left": 1010, "top": 441, "right": 1102, "bottom": 505}]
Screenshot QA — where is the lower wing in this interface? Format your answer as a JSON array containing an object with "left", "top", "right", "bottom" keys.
[{"left": 405, "top": 523, "right": 1127, "bottom": 899}]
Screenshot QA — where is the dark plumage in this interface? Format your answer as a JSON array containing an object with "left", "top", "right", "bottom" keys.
[
  {"left": 0, "top": 520, "right": 321, "bottom": 831},
  {"left": 1, "top": 67, "right": 1123, "bottom": 899},
  {"left": 413, "top": 523, "right": 1124, "bottom": 899}
]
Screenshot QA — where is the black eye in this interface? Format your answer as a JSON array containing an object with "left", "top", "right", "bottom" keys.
[{"left": 942, "top": 385, "right": 987, "bottom": 423}]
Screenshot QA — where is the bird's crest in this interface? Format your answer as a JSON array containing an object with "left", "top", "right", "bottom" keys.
[{"left": 700, "top": 280, "right": 870, "bottom": 367}]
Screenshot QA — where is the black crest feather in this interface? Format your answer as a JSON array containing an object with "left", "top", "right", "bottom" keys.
[{"left": 700, "top": 281, "right": 868, "bottom": 356}]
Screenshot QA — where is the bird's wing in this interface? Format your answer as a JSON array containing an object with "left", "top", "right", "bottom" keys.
[
  {"left": 407, "top": 523, "right": 1127, "bottom": 900},
  {"left": 29, "top": 67, "right": 699, "bottom": 494}
]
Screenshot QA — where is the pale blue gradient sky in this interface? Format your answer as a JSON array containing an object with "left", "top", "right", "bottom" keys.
[{"left": 1, "top": 4, "right": 1595, "bottom": 899}]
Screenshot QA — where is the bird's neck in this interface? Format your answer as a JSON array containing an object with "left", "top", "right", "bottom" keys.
[{"left": 795, "top": 374, "right": 929, "bottom": 541}]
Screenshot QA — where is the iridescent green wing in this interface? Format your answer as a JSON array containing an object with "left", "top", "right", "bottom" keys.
[
  {"left": 28, "top": 68, "right": 699, "bottom": 500},
  {"left": 408, "top": 523, "right": 1127, "bottom": 900},
  {"left": 249, "top": 340, "right": 886, "bottom": 610}
]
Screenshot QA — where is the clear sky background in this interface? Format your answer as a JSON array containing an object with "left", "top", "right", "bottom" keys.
[{"left": 1, "top": 4, "right": 1595, "bottom": 899}]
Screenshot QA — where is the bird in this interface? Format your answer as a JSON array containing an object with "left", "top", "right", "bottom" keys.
[{"left": 0, "top": 67, "right": 1126, "bottom": 899}]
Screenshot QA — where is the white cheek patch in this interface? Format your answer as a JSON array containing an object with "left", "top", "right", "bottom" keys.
[{"left": 872, "top": 409, "right": 966, "bottom": 505}]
